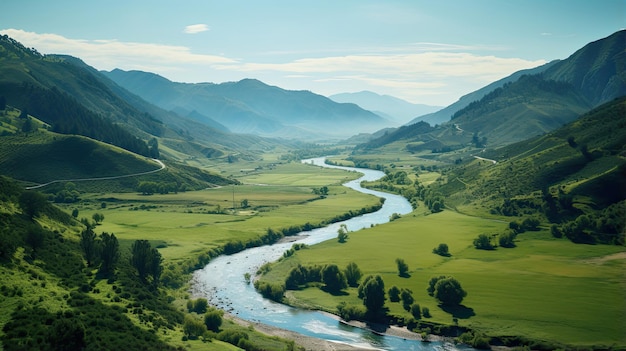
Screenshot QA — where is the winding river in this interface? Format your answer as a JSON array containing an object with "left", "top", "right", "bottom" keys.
[{"left": 192, "top": 157, "right": 471, "bottom": 350}]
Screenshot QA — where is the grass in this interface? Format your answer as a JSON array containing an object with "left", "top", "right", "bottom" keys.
[
  {"left": 62, "top": 162, "right": 375, "bottom": 264},
  {"left": 261, "top": 209, "right": 626, "bottom": 347}
]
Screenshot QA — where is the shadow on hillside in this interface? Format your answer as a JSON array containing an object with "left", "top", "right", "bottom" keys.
[{"left": 440, "top": 304, "right": 475, "bottom": 319}]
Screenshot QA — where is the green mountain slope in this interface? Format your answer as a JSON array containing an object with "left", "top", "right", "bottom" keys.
[
  {"left": 440, "top": 96, "right": 626, "bottom": 244},
  {"left": 0, "top": 109, "right": 236, "bottom": 192},
  {"left": 359, "top": 30, "right": 625, "bottom": 150}
]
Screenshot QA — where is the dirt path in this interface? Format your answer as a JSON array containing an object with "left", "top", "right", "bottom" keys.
[{"left": 25, "top": 158, "right": 165, "bottom": 189}]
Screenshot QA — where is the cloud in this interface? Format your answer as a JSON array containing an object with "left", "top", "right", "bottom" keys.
[
  {"left": 0, "top": 28, "right": 234, "bottom": 73},
  {"left": 183, "top": 24, "right": 210, "bottom": 34},
  {"left": 0, "top": 29, "right": 547, "bottom": 105}
]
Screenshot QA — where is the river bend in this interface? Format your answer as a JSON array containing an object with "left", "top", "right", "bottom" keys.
[{"left": 192, "top": 157, "right": 470, "bottom": 350}]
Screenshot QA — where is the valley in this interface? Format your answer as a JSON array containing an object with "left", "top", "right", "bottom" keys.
[{"left": 0, "top": 28, "right": 624, "bottom": 351}]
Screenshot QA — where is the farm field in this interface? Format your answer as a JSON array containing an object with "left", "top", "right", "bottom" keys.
[{"left": 261, "top": 209, "right": 626, "bottom": 347}]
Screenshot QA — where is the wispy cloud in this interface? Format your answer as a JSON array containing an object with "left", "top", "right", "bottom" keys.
[
  {"left": 1, "top": 28, "right": 234, "bottom": 73},
  {"left": 0, "top": 29, "right": 547, "bottom": 105},
  {"left": 183, "top": 24, "right": 210, "bottom": 34}
]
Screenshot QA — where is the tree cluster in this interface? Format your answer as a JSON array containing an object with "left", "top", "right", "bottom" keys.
[{"left": 130, "top": 240, "right": 163, "bottom": 286}]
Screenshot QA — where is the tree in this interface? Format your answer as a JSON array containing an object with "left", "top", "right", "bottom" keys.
[
  {"left": 92, "top": 213, "right": 104, "bottom": 225},
  {"left": 25, "top": 225, "right": 45, "bottom": 258},
  {"left": 498, "top": 231, "right": 517, "bottom": 248},
  {"left": 71, "top": 208, "right": 79, "bottom": 218},
  {"left": 131, "top": 240, "right": 155, "bottom": 281},
  {"left": 433, "top": 277, "right": 467, "bottom": 306},
  {"left": 321, "top": 264, "right": 347, "bottom": 293},
  {"left": 99, "top": 232, "right": 119, "bottom": 276},
  {"left": 204, "top": 307, "right": 223, "bottom": 332},
  {"left": 473, "top": 234, "right": 494, "bottom": 250},
  {"left": 400, "top": 288, "right": 414, "bottom": 311},
  {"left": 183, "top": 315, "right": 206, "bottom": 339},
  {"left": 388, "top": 286, "right": 401, "bottom": 302},
  {"left": 358, "top": 275, "right": 386, "bottom": 317},
  {"left": 427, "top": 275, "right": 447, "bottom": 296},
  {"left": 432, "top": 243, "right": 450, "bottom": 256},
  {"left": 240, "top": 199, "right": 249, "bottom": 208},
  {"left": 148, "top": 137, "right": 160, "bottom": 159},
  {"left": 410, "top": 303, "right": 422, "bottom": 319},
  {"left": 337, "top": 224, "right": 349, "bottom": 243},
  {"left": 344, "top": 262, "right": 362, "bottom": 287},
  {"left": 80, "top": 227, "right": 98, "bottom": 267},
  {"left": 21, "top": 117, "right": 34, "bottom": 133},
  {"left": 47, "top": 317, "right": 86, "bottom": 351},
  {"left": 19, "top": 191, "right": 47, "bottom": 220},
  {"left": 396, "top": 258, "right": 409, "bottom": 277}
]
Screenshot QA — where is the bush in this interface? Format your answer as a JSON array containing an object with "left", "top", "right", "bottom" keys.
[
  {"left": 203, "top": 308, "right": 223, "bottom": 332},
  {"left": 410, "top": 303, "right": 421, "bottom": 319},
  {"left": 183, "top": 315, "right": 207, "bottom": 339},
  {"left": 337, "top": 302, "right": 366, "bottom": 321},
  {"left": 473, "top": 234, "right": 494, "bottom": 250},
  {"left": 388, "top": 286, "right": 400, "bottom": 302},
  {"left": 498, "top": 231, "right": 517, "bottom": 248},
  {"left": 432, "top": 243, "right": 450, "bottom": 256}
]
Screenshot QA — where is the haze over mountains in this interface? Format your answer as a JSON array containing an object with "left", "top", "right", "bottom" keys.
[
  {"left": 328, "top": 91, "right": 442, "bottom": 125},
  {"left": 103, "top": 70, "right": 389, "bottom": 140}
]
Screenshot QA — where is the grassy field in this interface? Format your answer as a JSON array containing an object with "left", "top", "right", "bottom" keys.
[
  {"left": 260, "top": 209, "right": 626, "bottom": 347},
  {"left": 66, "top": 162, "right": 377, "bottom": 263}
]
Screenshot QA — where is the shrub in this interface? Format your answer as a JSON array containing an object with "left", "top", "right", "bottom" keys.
[
  {"left": 473, "top": 234, "right": 494, "bottom": 250},
  {"left": 388, "top": 286, "right": 400, "bottom": 302},
  {"left": 203, "top": 308, "right": 223, "bottom": 332},
  {"left": 432, "top": 243, "right": 450, "bottom": 256}
]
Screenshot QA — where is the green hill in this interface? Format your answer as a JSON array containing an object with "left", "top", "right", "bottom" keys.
[
  {"left": 440, "top": 96, "right": 626, "bottom": 244},
  {"left": 0, "top": 108, "right": 236, "bottom": 193}
]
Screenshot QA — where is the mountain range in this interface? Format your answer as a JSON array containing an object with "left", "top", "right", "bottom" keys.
[
  {"left": 328, "top": 91, "right": 442, "bottom": 125},
  {"left": 358, "top": 30, "right": 626, "bottom": 150},
  {"left": 102, "top": 70, "right": 389, "bottom": 140}
]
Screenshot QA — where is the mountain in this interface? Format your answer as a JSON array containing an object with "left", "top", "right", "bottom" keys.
[
  {"left": 103, "top": 70, "right": 390, "bottom": 140},
  {"left": 329, "top": 91, "right": 441, "bottom": 125},
  {"left": 439, "top": 96, "right": 626, "bottom": 244},
  {"left": 360, "top": 30, "right": 626, "bottom": 150},
  {"left": 406, "top": 61, "right": 559, "bottom": 126},
  {"left": 0, "top": 35, "right": 287, "bottom": 163}
]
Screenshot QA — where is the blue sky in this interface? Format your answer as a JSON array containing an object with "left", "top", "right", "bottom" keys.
[{"left": 1, "top": 0, "right": 624, "bottom": 105}]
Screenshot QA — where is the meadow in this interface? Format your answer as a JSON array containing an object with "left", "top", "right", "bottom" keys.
[
  {"left": 259, "top": 209, "right": 626, "bottom": 348},
  {"left": 67, "top": 162, "right": 377, "bottom": 263}
]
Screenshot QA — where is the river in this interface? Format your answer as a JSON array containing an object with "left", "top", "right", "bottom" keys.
[{"left": 192, "top": 157, "right": 472, "bottom": 350}]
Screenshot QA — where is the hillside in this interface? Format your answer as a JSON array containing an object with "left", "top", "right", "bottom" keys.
[
  {"left": 0, "top": 108, "right": 236, "bottom": 193},
  {"left": 449, "top": 74, "right": 592, "bottom": 145},
  {"left": 359, "top": 30, "right": 626, "bottom": 151},
  {"left": 104, "top": 70, "right": 390, "bottom": 140},
  {"left": 329, "top": 91, "right": 441, "bottom": 125},
  {"left": 406, "top": 61, "right": 559, "bottom": 126},
  {"left": 440, "top": 96, "right": 626, "bottom": 244},
  {"left": 0, "top": 35, "right": 289, "bottom": 164}
]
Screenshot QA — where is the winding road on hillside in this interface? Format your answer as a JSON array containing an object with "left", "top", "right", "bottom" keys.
[{"left": 24, "top": 158, "right": 165, "bottom": 189}]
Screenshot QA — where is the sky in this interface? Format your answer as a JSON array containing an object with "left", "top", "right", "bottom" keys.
[{"left": 1, "top": 0, "right": 624, "bottom": 106}]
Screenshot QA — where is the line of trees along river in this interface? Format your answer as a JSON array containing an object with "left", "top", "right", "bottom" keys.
[{"left": 192, "top": 157, "right": 474, "bottom": 351}]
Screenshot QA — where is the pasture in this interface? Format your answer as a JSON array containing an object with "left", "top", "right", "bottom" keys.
[
  {"left": 263, "top": 209, "right": 626, "bottom": 347},
  {"left": 68, "top": 162, "right": 378, "bottom": 262}
]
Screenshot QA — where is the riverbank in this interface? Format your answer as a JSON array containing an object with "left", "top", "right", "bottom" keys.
[{"left": 226, "top": 314, "right": 366, "bottom": 351}]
